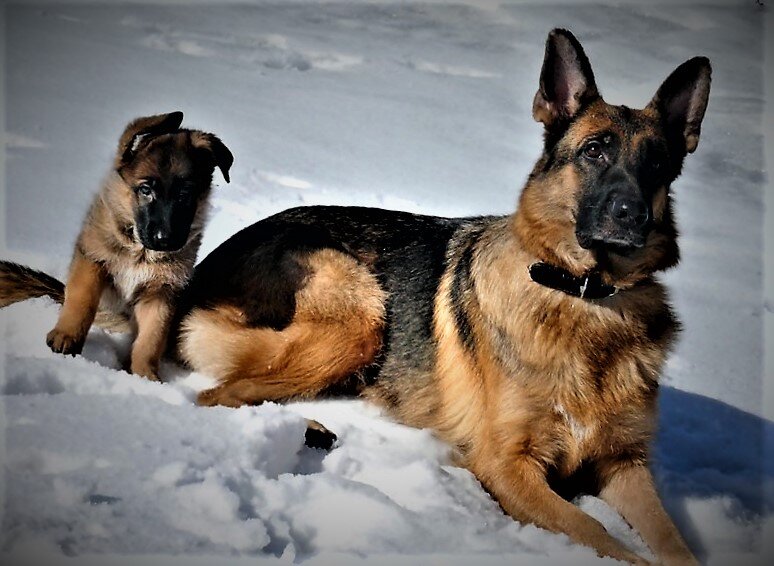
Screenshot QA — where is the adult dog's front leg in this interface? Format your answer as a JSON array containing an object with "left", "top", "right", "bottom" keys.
[
  {"left": 599, "top": 462, "right": 697, "bottom": 566},
  {"left": 476, "top": 457, "right": 648, "bottom": 564}
]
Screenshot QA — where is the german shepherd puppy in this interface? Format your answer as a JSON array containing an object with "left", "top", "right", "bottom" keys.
[
  {"left": 0, "top": 111, "right": 232, "bottom": 381},
  {"left": 171, "top": 29, "right": 710, "bottom": 564}
]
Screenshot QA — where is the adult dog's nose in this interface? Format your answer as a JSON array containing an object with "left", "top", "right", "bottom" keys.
[{"left": 608, "top": 193, "right": 649, "bottom": 229}]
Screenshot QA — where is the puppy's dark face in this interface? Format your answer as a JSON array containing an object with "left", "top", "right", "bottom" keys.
[
  {"left": 120, "top": 135, "right": 215, "bottom": 252},
  {"left": 114, "top": 112, "right": 233, "bottom": 253}
]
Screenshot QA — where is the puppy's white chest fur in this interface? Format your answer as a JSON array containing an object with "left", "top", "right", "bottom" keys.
[{"left": 111, "top": 263, "right": 156, "bottom": 302}]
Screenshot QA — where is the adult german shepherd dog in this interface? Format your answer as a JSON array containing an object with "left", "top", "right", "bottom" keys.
[{"left": 176, "top": 29, "right": 710, "bottom": 564}]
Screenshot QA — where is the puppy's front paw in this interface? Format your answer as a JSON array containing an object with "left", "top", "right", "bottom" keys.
[
  {"left": 46, "top": 327, "right": 85, "bottom": 356},
  {"left": 661, "top": 553, "right": 699, "bottom": 566},
  {"left": 130, "top": 360, "right": 161, "bottom": 382},
  {"left": 196, "top": 386, "right": 243, "bottom": 408}
]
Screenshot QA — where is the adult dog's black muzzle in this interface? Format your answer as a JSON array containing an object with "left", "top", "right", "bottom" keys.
[{"left": 576, "top": 183, "right": 652, "bottom": 254}]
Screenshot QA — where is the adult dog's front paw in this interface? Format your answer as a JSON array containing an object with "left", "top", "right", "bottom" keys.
[{"left": 46, "top": 327, "right": 85, "bottom": 356}]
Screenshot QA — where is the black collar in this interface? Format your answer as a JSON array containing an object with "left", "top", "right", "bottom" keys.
[{"left": 528, "top": 262, "right": 618, "bottom": 299}]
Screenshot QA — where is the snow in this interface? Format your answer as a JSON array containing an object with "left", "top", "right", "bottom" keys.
[{"left": 1, "top": 2, "right": 770, "bottom": 565}]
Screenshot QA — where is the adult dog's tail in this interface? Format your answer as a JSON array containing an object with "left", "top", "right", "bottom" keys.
[{"left": 0, "top": 261, "right": 130, "bottom": 332}]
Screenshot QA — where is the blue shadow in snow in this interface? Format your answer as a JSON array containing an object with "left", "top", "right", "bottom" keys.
[
  {"left": 655, "top": 385, "right": 773, "bottom": 513},
  {"left": 653, "top": 386, "right": 773, "bottom": 557}
]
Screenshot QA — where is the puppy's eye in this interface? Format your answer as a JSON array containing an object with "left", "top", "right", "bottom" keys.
[
  {"left": 583, "top": 141, "right": 603, "bottom": 160},
  {"left": 177, "top": 183, "right": 196, "bottom": 201},
  {"left": 136, "top": 183, "right": 155, "bottom": 199}
]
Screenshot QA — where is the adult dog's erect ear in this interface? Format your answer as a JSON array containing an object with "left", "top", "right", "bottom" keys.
[
  {"left": 191, "top": 131, "right": 234, "bottom": 183},
  {"left": 116, "top": 111, "right": 184, "bottom": 168},
  {"left": 533, "top": 29, "right": 599, "bottom": 129},
  {"left": 648, "top": 57, "right": 711, "bottom": 154}
]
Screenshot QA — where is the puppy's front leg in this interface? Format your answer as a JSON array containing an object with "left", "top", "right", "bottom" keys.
[
  {"left": 130, "top": 292, "right": 173, "bottom": 381},
  {"left": 599, "top": 462, "right": 697, "bottom": 566},
  {"left": 476, "top": 457, "right": 648, "bottom": 565},
  {"left": 47, "top": 251, "right": 107, "bottom": 355}
]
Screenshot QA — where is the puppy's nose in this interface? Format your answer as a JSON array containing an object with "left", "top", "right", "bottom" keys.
[
  {"left": 152, "top": 230, "right": 171, "bottom": 248},
  {"left": 608, "top": 194, "right": 649, "bottom": 229}
]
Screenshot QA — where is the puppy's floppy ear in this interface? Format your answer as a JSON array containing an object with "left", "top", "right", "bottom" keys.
[
  {"left": 190, "top": 132, "right": 234, "bottom": 183},
  {"left": 533, "top": 29, "right": 599, "bottom": 129},
  {"left": 116, "top": 111, "right": 184, "bottom": 168},
  {"left": 648, "top": 57, "right": 711, "bottom": 154}
]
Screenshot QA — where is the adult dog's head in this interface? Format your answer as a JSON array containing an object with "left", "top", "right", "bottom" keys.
[
  {"left": 114, "top": 111, "right": 233, "bottom": 252},
  {"left": 515, "top": 29, "right": 711, "bottom": 285}
]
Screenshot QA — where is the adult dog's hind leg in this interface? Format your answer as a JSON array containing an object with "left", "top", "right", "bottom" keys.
[
  {"left": 183, "top": 248, "right": 386, "bottom": 407},
  {"left": 194, "top": 317, "right": 382, "bottom": 407}
]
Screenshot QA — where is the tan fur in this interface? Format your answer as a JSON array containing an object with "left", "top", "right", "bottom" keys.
[
  {"left": 47, "top": 172, "right": 203, "bottom": 381},
  {"left": 181, "top": 213, "right": 690, "bottom": 564},
  {"left": 130, "top": 292, "right": 175, "bottom": 379},
  {"left": 425, "top": 219, "right": 678, "bottom": 563},
  {"left": 182, "top": 216, "right": 688, "bottom": 565},
  {"left": 46, "top": 251, "right": 108, "bottom": 354},
  {"left": 180, "top": 249, "right": 386, "bottom": 406},
  {"left": 184, "top": 147, "right": 691, "bottom": 564},
  {"left": 514, "top": 165, "right": 596, "bottom": 277},
  {"left": 180, "top": 32, "right": 708, "bottom": 565},
  {"left": 180, "top": 114, "right": 694, "bottom": 563},
  {"left": 181, "top": 226, "right": 691, "bottom": 562},
  {"left": 652, "top": 186, "right": 669, "bottom": 222},
  {"left": 183, "top": 210, "right": 687, "bottom": 563},
  {"left": 8, "top": 112, "right": 233, "bottom": 381},
  {"left": 519, "top": 104, "right": 681, "bottom": 290},
  {"left": 431, "top": 272, "right": 486, "bottom": 451},
  {"left": 599, "top": 465, "right": 697, "bottom": 564}
]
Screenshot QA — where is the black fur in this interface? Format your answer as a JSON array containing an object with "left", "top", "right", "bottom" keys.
[
  {"left": 180, "top": 206, "right": 471, "bottom": 386},
  {"left": 304, "top": 425, "right": 337, "bottom": 451},
  {"left": 449, "top": 229, "right": 484, "bottom": 354}
]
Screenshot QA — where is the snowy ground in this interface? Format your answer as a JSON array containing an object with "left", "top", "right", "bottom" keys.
[{"left": 1, "top": 2, "right": 771, "bottom": 565}]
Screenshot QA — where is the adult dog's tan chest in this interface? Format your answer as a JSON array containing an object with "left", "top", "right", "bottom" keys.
[
  {"left": 479, "top": 277, "right": 669, "bottom": 476},
  {"left": 541, "top": 387, "right": 655, "bottom": 477}
]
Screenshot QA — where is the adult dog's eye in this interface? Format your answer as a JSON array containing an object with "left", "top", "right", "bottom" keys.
[{"left": 583, "top": 141, "right": 603, "bottom": 160}]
